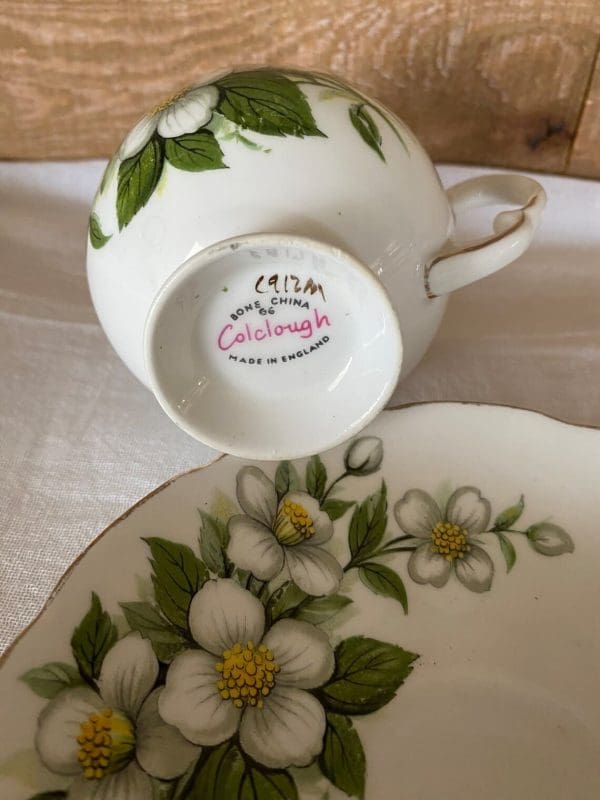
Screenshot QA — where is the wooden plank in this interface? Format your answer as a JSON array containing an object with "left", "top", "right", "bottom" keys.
[
  {"left": 568, "top": 44, "right": 600, "bottom": 178},
  {"left": 0, "top": 0, "right": 599, "bottom": 175}
]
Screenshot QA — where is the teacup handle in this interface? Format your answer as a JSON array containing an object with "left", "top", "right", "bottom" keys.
[{"left": 425, "top": 174, "right": 546, "bottom": 298}]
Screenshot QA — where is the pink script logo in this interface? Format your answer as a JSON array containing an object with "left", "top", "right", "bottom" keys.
[{"left": 218, "top": 308, "right": 331, "bottom": 351}]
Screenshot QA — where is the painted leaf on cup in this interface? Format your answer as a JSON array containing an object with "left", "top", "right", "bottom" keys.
[
  {"left": 117, "top": 137, "right": 163, "bottom": 229},
  {"left": 349, "top": 104, "right": 385, "bottom": 162},
  {"left": 319, "top": 712, "right": 366, "bottom": 799},
  {"left": 88, "top": 213, "right": 111, "bottom": 249},
  {"left": 164, "top": 130, "right": 227, "bottom": 172},
  {"left": 216, "top": 71, "right": 325, "bottom": 138}
]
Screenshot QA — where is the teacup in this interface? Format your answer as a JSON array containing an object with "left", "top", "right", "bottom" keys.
[{"left": 87, "top": 66, "right": 545, "bottom": 459}]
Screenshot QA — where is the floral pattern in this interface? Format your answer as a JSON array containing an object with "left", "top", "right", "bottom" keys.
[
  {"left": 119, "top": 85, "right": 219, "bottom": 160},
  {"left": 19, "top": 437, "right": 573, "bottom": 799},
  {"left": 396, "top": 487, "right": 495, "bottom": 592},
  {"left": 159, "top": 578, "right": 334, "bottom": 769},
  {"left": 89, "top": 68, "right": 408, "bottom": 246},
  {"left": 229, "top": 466, "right": 342, "bottom": 596},
  {"left": 35, "top": 632, "right": 198, "bottom": 799}
]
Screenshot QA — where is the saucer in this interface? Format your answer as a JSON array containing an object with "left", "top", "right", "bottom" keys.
[{"left": 1, "top": 403, "right": 598, "bottom": 799}]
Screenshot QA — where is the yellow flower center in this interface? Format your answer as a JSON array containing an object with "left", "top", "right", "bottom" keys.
[
  {"left": 76, "top": 707, "right": 135, "bottom": 781},
  {"left": 431, "top": 521, "right": 471, "bottom": 561},
  {"left": 150, "top": 87, "right": 190, "bottom": 116},
  {"left": 215, "top": 641, "right": 280, "bottom": 710},
  {"left": 274, "top": 499, "right": 316, "bottom": 546}
]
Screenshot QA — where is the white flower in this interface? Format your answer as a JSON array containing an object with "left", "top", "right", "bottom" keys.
[
  {"left": 228, "top": 466, "right": 343, "bottom": 596},
  {"left": 35, "top": 633, "right": 199, "bottom": 799},
  {"left": 395, "top": 487, "right": 494, "bottom": 593},
  {"left": 119, "top": 84, "right": 219, "bottom": 159},
  {"left": 159, "top": 579, "right": 334, "bottom": 769},
  {"left": 527, "top": 522, "right": 574, "bottom": 555}
]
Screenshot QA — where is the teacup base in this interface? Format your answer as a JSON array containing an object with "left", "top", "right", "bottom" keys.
[{"left": 144, "top": 234, "right": 402, "bottom": 459}]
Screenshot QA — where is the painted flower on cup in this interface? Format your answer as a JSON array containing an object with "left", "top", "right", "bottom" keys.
[
  {"left": 119, "top": 84, "right": 219, "bottom": 159},
  {"left": 228, "top": 466, "right": 343, "bottom": 595},
  {"left": 159, "top": 578, "right": 335, "bottom": 769},
  {"left": 34, "top": 633, "right": 199, "bottom": 799},
  {"left": 395, "top": 486, "right": 494, "bottom": 592}
]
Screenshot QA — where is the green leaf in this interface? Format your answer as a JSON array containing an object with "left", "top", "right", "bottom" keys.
[
  {"left": 349, "top": 104, "right": 385, "bottom": 162},
  {"left": 20, "top": 662, "right": 84, "bottom": 699},
  {"left": 144, "top": 537, "right": 208, "bottom": 629},
  {"left": 152, "top": 777, "right": 176, "bottom": 800},
  {"left": 88, "top": 212, "right": 111, "bottom": 249},
  {"left": 164, "top": 130, "right": 227, "bottom": 172},
  {"left": 266, "top": 581, "right": 307, "bottom": 624},
  {"left": 358, "top": 562, "right": 408, "bottom": 613},
  {"left": 120, "top": 601, "right": 188, "bottom": 662},
  {"left": 319, "top": 713, "right": 366, "bottom": 799},
  {"left": 306, "top": 454, "right": 327, "bottom": 501},
  {"left": 496, "top": 532, "right": 517, "bottom": 572},
  {"left": 493, "top": 495, "right": 525, "bottom": 531},
  {"left": 171, "top": 758, "right": 200, "bottom": 800},
  {"left": 322, "top": 498, "right": 354, "bottom": 521},
  {"left": 233, "top": 567, "right": 250, "bottom": 585},
  {"left": 216, "top": 70, "right": 325, "bottom": 138},
  {"left": 27, "top": 793, "right": 68, "bottom": 800},
  {"left": 240, "top": 769, "right": 298, "bottom": 800},
  {"left": 320, "top": 635, "right": 418, "bottom": 715},
  {"left": 185, "top": 741, "right": 298, "bottom": 799},
  {"left": 117, "top": 137, "right": 163, "bottom": 229},
  {"left": 184, "top": 742, "right": 244, "bottom": 799},
  {"left": 70, "top": 592, "right": 118, "bottom": 683},
  {"left": 348, "top": 482, "right": 387, "bottom": 564},
  {"left": 199, "top": 512, "right": 229, "bottom": 577},
  {"left": 295, "top": 594, "right": 352, "bottom": 625},
  {"left": 274, "top": 460, "right": 300, "bottom": 500}
]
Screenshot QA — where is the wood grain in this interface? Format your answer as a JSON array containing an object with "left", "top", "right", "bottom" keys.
[
  {"left": 568, "top": 42, "right": 600, "bottom": 177},
  {"left": 0, "top": 0, "right": 599, "bottom": 176}
]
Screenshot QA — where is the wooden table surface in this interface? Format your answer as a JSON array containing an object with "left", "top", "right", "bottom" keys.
[{"left": 0, "top": 0, "right": 599, "bottom": 177}]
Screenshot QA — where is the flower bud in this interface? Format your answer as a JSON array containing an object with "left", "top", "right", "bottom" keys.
[
  {"left": 527, "top": 523, "right": 574, "bottom": 556},
  {"left": 344, "top": 437, "right": 383, "bottom": 475}
]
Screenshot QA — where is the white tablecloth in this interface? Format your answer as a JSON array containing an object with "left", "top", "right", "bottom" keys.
[{"left": 1, "top": 162, "right": 599, "bottom": 653}]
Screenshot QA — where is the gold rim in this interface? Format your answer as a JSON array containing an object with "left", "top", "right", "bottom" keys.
[{"left": 424, "top": 195, "right": 538, "bottom": 299}]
